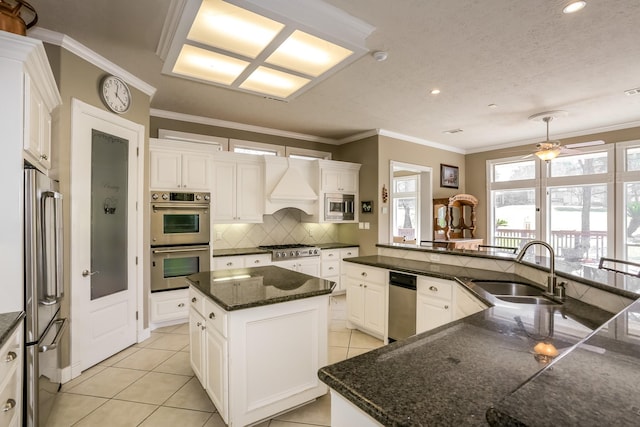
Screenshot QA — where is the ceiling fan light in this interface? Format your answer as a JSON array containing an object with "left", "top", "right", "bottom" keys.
[{"left": 535, "top": 147, "right": 561, "bottom": 162}]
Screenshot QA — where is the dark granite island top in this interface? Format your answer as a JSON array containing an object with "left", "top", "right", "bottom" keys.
[
  {"left": 187, "top": 265, "right": 335, "bottom": 311},
  {"left": 0, "top": 311, "right": 24, "bottom": 347}
]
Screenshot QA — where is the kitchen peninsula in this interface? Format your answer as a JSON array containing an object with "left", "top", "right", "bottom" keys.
[{"left": 187, "top": 266, "right": 335, "bottom": 427}]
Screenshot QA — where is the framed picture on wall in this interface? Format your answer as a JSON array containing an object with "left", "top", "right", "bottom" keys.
[
  {"left": 440, "top": 164, "right": 459, "bottom": 189},
  {"left": 361, "top": 200, "right": 373, "bottom": 214}
]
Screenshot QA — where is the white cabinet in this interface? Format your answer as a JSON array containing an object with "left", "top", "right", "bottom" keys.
[
  {"left": 320, "top": 162, "right": 359, "bottom": 193},
  {"left": 24, "top": 73, "right": 55, "bottom": 171},
  {"left": 321, "top": 247, "right": 359, "bottom": 293},
  {"left": 149, "top": 138, "right": 213, "bottom": 190},
  {"left": 416, "top": 277, "right": 454, "bottom": 334},
  {"left": 213, "top": 152, "right": 264, "bottom": 223},
  {"left": 212, "top": 254, "right": 271, "bottom": 271},
  {"left": 272, "top": 258, "right": 320, "bottom": 277},
  {"left": 0, "top": 322, "right": 23, "bottom": 427},
  {"left": 189, "top": 307, "right": 205, "bottom": 383},
  {"left": 345, "top": 264, "right": 386, "bottom": 337},
  {"left": 455, "top": 285, "right": 487, "bottom": 320},
  {"left": 205, "top": 325, "right": 228, "bottom": 421},
  {"left": 150, "top": 289, "right": 189, "bottom": 324}
]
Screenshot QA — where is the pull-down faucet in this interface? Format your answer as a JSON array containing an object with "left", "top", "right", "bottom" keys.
[{"left": 516, "top": 240, "right": 563, "bottom": 299}]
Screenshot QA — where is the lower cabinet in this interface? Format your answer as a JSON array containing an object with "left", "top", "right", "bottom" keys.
[
  {"left": 205, "top": 326, "right": 228, "bottom": 422},
  {"left": 272, "top": 258, "right": 321, "bottom": 277},
  {"left": 0, "top": 321, "right": 22, "bottom": 427},
  {"left": 416, "top": 277, "right": 454, "bottom": 334},
  {"left": 345, "top": 264, "right": 386, "bottom": 338},
  {"left": 189, "top": 308, "right": 205, "bottom": 383},
  {"left": 150, "top": 289, "right": 189, "bottom": 324},
  {"left": 321, "top": 247, "right": 359, "bottom": 292},
  {"left": 212, "top": 254, "right": 272, "bottom": 271}
]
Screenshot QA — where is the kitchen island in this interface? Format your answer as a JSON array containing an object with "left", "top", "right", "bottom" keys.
[
  {"left": 187, "top": 266, "right": 334, "bottom": 427},
  {"left": 319, "top": 255, "right": 637, "bottom": 426}
]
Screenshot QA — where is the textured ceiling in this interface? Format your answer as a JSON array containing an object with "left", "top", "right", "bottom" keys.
[{"left": 29, "top": 0, "right": 640, "bottom": 151}]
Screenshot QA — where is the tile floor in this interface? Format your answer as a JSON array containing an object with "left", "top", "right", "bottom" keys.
[{"left": 48, "top": 315, "right": 384, "bottom": 426}]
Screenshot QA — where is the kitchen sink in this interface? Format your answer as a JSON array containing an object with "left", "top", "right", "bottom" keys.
[{"left": 470, "top": 280, "right": 562, "bottom": 305}]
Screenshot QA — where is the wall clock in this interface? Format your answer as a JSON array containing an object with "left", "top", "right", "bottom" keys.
[{"left": 99, "top": 75, "right": 131, "bottom": 114}]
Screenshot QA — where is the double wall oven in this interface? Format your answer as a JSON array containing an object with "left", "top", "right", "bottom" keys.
[{"left": 150, "top": 191, "right": 210, "bottom": 292}]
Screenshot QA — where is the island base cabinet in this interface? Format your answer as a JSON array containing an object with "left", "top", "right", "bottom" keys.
[
  {"left": 189, "top": 310, "right": 205, "bottom": 384},
  {"left": 205, "top": 326, "right": 229, "bottom": 423},
  {"left": 330, "top": 390, "right": 383, "bottom": 427}
]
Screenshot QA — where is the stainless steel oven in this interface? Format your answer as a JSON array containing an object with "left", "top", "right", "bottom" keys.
[
  {"left": 151, "top": 245, "right": 211, "bottom": 292},
  {"left": 324, "top": 193, "right": 355, "bottom": 221},
  {"left": 150, "top": 191, "right": 210, "bottom": 246}
]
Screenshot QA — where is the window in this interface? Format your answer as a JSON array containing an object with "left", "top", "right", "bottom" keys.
[
  {"left": 392, "top": 175, "right": 419, "bottom": 241},
  {"left": 285, "top": 146, "right": 331, "bottom": 160},
  {"left": 229, "top": 139, "right": 283, "bottom": 156}
]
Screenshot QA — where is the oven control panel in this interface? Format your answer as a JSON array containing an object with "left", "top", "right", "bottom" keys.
[{"left": 150, "top": 191, "right": 210, "bottom": 203}]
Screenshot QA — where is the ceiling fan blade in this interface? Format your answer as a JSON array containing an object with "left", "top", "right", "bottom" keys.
[{"left": 565, "top": 140, "right": 605, "bottom": 149}]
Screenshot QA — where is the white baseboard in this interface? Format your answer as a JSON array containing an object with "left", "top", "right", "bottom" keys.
[{"left": 138, "top": 327, "right": 151, "bottom": 343}]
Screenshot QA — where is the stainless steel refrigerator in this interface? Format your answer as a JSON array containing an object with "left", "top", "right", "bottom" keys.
[{"left": 24, "top": 166, "right": 67, "bottom": 427}]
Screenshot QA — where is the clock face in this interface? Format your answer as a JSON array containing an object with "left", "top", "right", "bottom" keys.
[{"left": 100, "top": 75, "right": 131, "bottom": 114}]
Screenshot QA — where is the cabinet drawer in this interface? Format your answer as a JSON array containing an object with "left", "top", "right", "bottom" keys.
[
  {"left": 417, "top": 277, "right": 454, "bottom": 301},
  {"left": 0, "top": 326, "right": 21, "bottom": 389},
  {"left": 340, "top": 247, "right": 359, "bottom": 259},
  {"left": 244, "top": 254, "right": 271, "bottom": 267},
  {"left": 0, "top": 365, "right": 19, "bottom": 427},
  {"left": 345, "top": 264, "right": 386, "bottom": 284},
  {"left": 213, "top": 256, "right": 244, "bottom": 270},
  {"left": 321, "top": 249, "right": 340, "bottom": 261},
  {"left": 204, "top": 298, "right": 228, "bottom": 338},
  {"left": 321, "top": 260, "right": 340, "bottom": 277},
  {"left": 189, "top": 287, "right": 206, "bottom": 316},
  {"left": 151, "top": 289, "right": 189, "bottom": 323}
]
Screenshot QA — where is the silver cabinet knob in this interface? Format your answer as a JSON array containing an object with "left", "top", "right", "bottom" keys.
[
  {"left": 191, "top": 297, "right": 197, "bottom": 303},
  {"left": 444, "top": 305, "right": 449, "bottom": 309},
  {"left": 361, "top": 272, "right": 367, "bottom": 277},
  {"left": 209, "top": 312, "right": 216, "bottom": 319},
  {"left": 40, "top": 154, "right": 48, "bottom": 160},
  {"left": 2, "top": 399, "right": 15, "bottom": 412},
  {"left": 254, "top": 260, "right": 260, "bottom": 264},
  {"left": 178, "top": 303, "right": 185, "bottom": 308},
  {"left": 226, "top": 262, "right": 233, "bottom": 266},
  {"left": 82, "top": 270, "right": 99, "bottom": 277},
  {"left": 429, "top": 286, "right": 438, "bottom": 292},
  {"left": 196, "top": 322, "right": 201, "bottom": 327},
  {"left": 5, "top": 351, "right": 17, "bottom": 363}
]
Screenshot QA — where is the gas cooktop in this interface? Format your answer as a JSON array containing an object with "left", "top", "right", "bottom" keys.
[{"left": 259, "top": 244, "right": 320, "bottom": 260}]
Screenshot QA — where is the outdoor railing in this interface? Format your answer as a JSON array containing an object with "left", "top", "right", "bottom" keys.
[{"left": 494, "top": 228, "right": 607, "bottom": 261}]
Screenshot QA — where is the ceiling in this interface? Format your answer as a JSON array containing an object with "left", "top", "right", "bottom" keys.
[{"left": 29, "top": 0, "right": 640, "bottom": 152}]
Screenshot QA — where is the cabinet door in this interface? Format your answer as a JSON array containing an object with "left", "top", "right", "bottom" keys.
[
  {"left": 339, "top": 170, "right": 358, "bottom": 193},
  {"left": 212, "top": 160, "right": 236, "bottom": 221},
  {"left": 321, "top": 169, "right": 341, "bottom": 192},
  {"left": 213, "top": 256, "right": 244, "bottom": 270},
  {"left": 454, "top": 286, "right": 487, "bottom": 320},
  {"left": 189, "top": 310, "right": 205, "bottom": 383},
  {"left": 150, "top": 150, "right": 182, "bottom": 189},
  {"left": 363, "top": 282, "right": 385, "bottom": 335},
  {"left": 182, "top": 153, "right": 212, "bottom": 190},
  {"left": 346, "top": 278, "right": 365, "bottom": 326},
  {"left": 416, "top": 294, "right": 452, "bottom": 334},
  {"left": 297, "top": 259, "right": 320, "bottom": 277},
  {"left": 205, "top": 326, "right": 228, "bottom": 422},
  {"left": 235, "top": 161, "right": 263, "bottom": 222},
  {"left": 24, "top": 75, "right": 51, "bottom": 170}
]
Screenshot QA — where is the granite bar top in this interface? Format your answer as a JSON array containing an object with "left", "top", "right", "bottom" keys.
[
  {"left": 187, "top": 266, "right": 335, "bottom": 311},
  {"left": 0, "top": 311, "right": 24, "bottom": 347},
  {"left": 319, "top": 256, "right": 625, "bottom": 426}
]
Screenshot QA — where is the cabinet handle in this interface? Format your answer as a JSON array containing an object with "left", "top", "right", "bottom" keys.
[
  {"left": 429, "top": 286, "right": 438, "bottom": 292},
  {"left": 359, "top": 284, "right": 363, "bottom": 287},
  {"left": 328, "top": 267, "right": 334, "bottom": 270},
  {"left": 192, "top": 297, "right": 197, "bottom": 303},
  {"left": 40, "top": 154, "right": 48, "bottom": 160},
  {"left": 201, "top": 325, "right": 206, "bottom": 331},
  {"left": 226, "top": 262, "right": 233, "bottom": 266},
  {"left": 328, "top": 253, "right": 334, "bottom": 257},
  {"left": 2, "top": 399, "right": 15, "bottom": 412},
  {"left": 196, "top": 322, "right": 202, "bottom": 327},
  {"left": 346, "top": 252, "right": 352, "bottom": 256},
  {"left": 5, "top": 351, "right": 17, "bottom": 363},
  {"left": 364, "top": 285, "right": 367, "bottom": 288},
  {"left": 254, "top": 260, "right": 260, "bottom": 264},
  {"left": 178, "top": 303, "right": 185, "bottom": 308},
  {"left": 444, "top": 305, "right": 449, "bottom": 309},
  {"left": 361, "top": 272, "right": 367, "bottom": 277},
  {"left": 209, "top": 312, "right": 216, "bottom": 319}
]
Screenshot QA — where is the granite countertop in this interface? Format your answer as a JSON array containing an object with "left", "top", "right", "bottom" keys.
[
  {"left": 187, "top": 266, "right": 335, "bottom": 311},
  {"left": 319, "top": 255, "right": 632, "bottom": 426},
  {"left": 316, "top": 243, "right": 359, "bottom": 250},
  {"left": 0, "top": 311, "right": 25, "bottom": 347},
  {"left": 212, "top": 243, "right": 358, "bottom": 258}
]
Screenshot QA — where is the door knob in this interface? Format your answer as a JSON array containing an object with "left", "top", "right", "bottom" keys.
[{"left": 82, "top": 270, "right": 99, "bottom": 277}]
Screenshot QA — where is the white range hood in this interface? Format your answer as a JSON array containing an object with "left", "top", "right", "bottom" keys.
[{"left": 264, "top": 157, "right": 318, "bottom": 215}]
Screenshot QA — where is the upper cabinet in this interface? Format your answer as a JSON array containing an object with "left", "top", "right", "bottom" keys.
[
  {"left": 212, "top": 151, "right": 264, "bottom": 223},
  {"left": 24, "top": 73, "right": 55, "bottom": 170},
  {"left": 149, "top": 138, "right": 216, "bottom": 191},
  {"left": 319, "top": 160, "right": 359, "bottom": 193}
]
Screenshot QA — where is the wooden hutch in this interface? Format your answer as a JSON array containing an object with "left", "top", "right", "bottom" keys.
[{"left": 433, "top": 194, "right": 483, "bottom": 250}]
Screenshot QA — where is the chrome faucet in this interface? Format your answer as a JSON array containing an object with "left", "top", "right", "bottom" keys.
[{"left": 516, "top": 240, "right": 559, "bottom": 298}]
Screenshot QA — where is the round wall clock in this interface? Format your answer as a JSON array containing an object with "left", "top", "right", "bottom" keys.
[{"left": 99, "top": 75, "right": 131, "bottom": 114}]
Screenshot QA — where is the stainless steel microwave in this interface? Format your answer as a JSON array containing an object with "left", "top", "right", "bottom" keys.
[
  {"left": 150, "top": 191, "right": 210, "bottom": 246},
  {"left": 325, "top": 193, "right": 355, "bottom": 221}
]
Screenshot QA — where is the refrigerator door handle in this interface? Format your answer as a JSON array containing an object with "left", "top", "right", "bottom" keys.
[
  {"left": 39, "top": 318, "right": 67, "bottom": 353},
  {"left": 41, "top": 190, "right": 64, "bottom": 303}
]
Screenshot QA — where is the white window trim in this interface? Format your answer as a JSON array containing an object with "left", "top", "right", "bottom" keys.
[
  {"left": 392, "top": 174, "right": 420, "bottom": 241},
  {"left": 285, "top": 146, "right": 331, "bottom": 160},
  {"left": 158, "top": 129, "right": 227, "bottom": 150},
  {"left": 229, "top": 139, "right": 284, "bottom": 156}
]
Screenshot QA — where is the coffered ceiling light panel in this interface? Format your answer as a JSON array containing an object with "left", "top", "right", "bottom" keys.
[{"left": 160, "top": 0, "right": 375, "bottom": 100}]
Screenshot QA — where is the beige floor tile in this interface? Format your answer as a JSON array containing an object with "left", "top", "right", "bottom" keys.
[
  {"left": 114, "top": 371, "right": 191, "bottom": 405},
  {"left": 164, "top": 377, "right": 216, "bottom": 412},
  {"left": 347, "top": 347, "right": 371, "bottom": 358},
  {"left": 153, "top": 351, "right": 194, "bottom": 376},
  {"left": 46, "top": 392, "right": 107, "bottom": 427},
  {"left": 327, "top": 346, "right": 348, "bottom": 365},
  {"left": 181, "top": 343, "right": 190, "bottom": 352},
  {"left": 171, "top": 322, "right": 189, "bottom": 334},
  {"left": 329, "top": 319, "right": 349, "bottom": 331},
  {"left": 269, "top": 421, "right": 324, "bottom": 427},
  {"left": 113, "top": 348, "right": 176, "bottom": 370},
  {"left": 65, "top": 367, "right": 146, "bottom": 398},
  {"left": 274, "top": 394, "right": 331, "bottom": 426},
  {"left": 153, "top": 324, "right": 183, "bottom": 333},
  {"left": 138, "top": 406, "right": 212, "bottom": 427},
  {"left": 74, "top": 399, "right": 157, "bottom": 427},
  {"left": 203, "top": 413, "right": 227, "bottom": 427},
  {"left": 145, "top": 333, "right": 190, "bottom": 351},
  {"left": 61, "top": 364, "right": 107, "bottom": 391},
  {"left": 98, "top": 345, "right": 141, "bottom": 367},
  {"left": 135, "top": 331, "right": 171, "bottom": 348},
  {"left": 350, "top": 330, "right": 384, "bottom": 349},
  {"left": 328, "top": 330, "right": 350, "bottom": 347}
]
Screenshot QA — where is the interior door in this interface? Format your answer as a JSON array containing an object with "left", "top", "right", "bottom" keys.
[{"left": 71, "top": 100, "right": 144, "bottom": 371}]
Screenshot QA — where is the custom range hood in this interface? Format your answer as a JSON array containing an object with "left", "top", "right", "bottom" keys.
[{"left": 264, "top": 157, "right": 318, "bottom": 215}]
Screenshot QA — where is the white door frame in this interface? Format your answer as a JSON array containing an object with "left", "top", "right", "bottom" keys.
[{"left": 69, "top": 99, "right": 146, "bottom": 378}]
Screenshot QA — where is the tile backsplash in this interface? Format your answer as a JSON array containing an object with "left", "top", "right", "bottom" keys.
[{"left": 213, "top": 208, "right": 346, "bottom": 249}]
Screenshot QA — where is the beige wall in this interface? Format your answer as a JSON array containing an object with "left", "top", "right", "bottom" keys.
[
  {"left": 44, "top": 44, "right": 151, "bottom": 367},
  {"left": 465, "top": 126, "right": 640, "bottom": 241}
]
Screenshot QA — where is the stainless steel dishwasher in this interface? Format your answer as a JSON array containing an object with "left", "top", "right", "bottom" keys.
[{"left": 388, "top": 271, "right": 417, "bottom": 342}]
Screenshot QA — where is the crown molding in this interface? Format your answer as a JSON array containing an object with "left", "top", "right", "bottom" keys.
[
  {"left": 150, "top": 109, "right": 341, "bottom": 145},
  {"left": 28, "top": 27, "right": 157, "bottom": 98},
  {"left": 156, "top": 0, "right": 187, "bottom": 60},
  {"left": 377, "top": 129, "right": 466, "bottom": 154}
]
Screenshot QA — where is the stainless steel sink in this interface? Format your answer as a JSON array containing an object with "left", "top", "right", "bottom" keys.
[{"left": 470, "top": 280, "right": 562, "bottom": 305}]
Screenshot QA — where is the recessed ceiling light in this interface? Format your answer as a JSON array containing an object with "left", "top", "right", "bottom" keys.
[
  {"left": 372, "top": 51, "right": 388, "bottom": 62},
  {"left": 430, "top": 89, "right": 441, "bottom": 95},
  {"left": 443, "top": 129, "right": 463, "bottom": 134},
  {"left": 563, "top": 1, "right": 586, "bottom": 14}
]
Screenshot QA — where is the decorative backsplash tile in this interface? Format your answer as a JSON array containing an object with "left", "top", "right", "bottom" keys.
[{"left": 213, "top": 208, "right": 343, "bottom": 249}]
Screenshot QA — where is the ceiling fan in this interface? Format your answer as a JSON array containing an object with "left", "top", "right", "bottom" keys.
[{"left": 525, "top": 110, "right": 604, "bottom": 162}]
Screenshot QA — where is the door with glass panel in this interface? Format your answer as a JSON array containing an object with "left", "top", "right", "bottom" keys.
[{"left": 71, "top": 100, "right": 144, "bottom": 371}]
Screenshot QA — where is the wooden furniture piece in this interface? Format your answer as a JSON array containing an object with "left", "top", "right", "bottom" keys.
[{"left": 433, "top": 194, "right": 482, "bottom": 250}]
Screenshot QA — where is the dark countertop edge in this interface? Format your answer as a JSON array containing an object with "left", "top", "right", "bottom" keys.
[
  {"left": 316, "top": 243, "right": 359, "bottom": 250},
  {"left": 375, "top": 244, "right": 640, "bottom": 301},
  {"left": 186, "top": 276, "right": 334, "bottom": 311},
  {"left": 0, "top": 311, "right": 25, "bottom": 347},
  {"left": 212, "top": 247, "right": 270, "bottom": 257}
]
